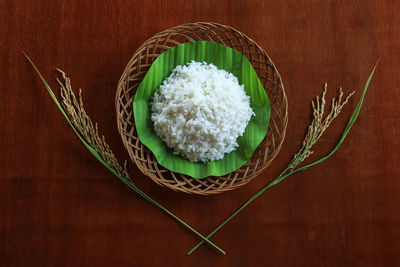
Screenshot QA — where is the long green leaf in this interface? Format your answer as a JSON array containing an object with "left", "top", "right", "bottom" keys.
[
  {"left": 22, "top": 52, "right": 226, "bottom": 255},
  {"left": 134, "top": 41, "right": 270, "bottom": 178},
  {"left": 187, "top": 63, "right": 377, "bottom": 254}
]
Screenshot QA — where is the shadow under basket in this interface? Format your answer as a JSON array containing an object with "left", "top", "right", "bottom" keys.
[{"left": 115, "top": 22, "right": 288, "bottom": 195}]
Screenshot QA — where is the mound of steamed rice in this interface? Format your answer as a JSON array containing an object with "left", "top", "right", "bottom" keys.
[{"left": 150, "top": 61, "right": 254, "bottom": 163}]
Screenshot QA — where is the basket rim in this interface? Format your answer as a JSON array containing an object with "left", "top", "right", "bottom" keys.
[{"left": 115, "top": 22, "right": 288, "bottom": 195}]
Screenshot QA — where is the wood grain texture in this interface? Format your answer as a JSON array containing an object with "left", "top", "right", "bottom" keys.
[{"left": 1, "top": 0, "right": 399, "bottom": 266}]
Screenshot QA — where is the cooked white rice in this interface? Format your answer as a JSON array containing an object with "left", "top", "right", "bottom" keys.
[{"left": 150, "top": 61, "right": 254, "bottom": 163}]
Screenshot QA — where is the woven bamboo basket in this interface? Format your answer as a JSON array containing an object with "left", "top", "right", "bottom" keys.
[{"left": 116, "top": 22, "right": 288, "bottom": 195}]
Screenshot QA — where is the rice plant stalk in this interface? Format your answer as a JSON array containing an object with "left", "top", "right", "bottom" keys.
[
  {"left": 23, "top": 53, "right": 226, "bottom": 255},
  {"left": 187, "top": 63, "right": 378, "bottom": 254}
]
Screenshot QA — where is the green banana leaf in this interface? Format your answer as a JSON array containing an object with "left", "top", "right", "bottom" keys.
[{"left": 133, "top": 41, "right": 270, "bottom": 179}]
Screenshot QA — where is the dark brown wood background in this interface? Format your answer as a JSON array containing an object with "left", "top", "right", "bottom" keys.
[{"left": 1, "top": 0, "right": 399, "bottom": 266}]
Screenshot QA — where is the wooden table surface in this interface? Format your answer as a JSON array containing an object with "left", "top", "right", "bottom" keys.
[{"left": 1, "top": 0, "right": 399, "bottom": 266}]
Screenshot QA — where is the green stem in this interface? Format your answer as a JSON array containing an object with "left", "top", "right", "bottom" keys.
[
  {"left": 187, "top": 63, "right": 377, "bottom": 254},
  {"left": 118, "top": 174, "right": 226, "bottom": 255},
  {"left": 23, "top": 52, "right": 225, "bottom": 255}
]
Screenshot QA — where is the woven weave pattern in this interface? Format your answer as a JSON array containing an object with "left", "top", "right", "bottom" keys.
[{"left": 115, "top": 22, "right": 288, "bottom": 195}]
